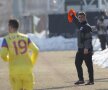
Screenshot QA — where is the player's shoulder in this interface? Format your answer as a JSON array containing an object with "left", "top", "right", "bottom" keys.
[
  {"left": 3, "top": 34, "right": 10, "bottom": 41},
  {"left": 18, "top": 33, "right": 27, "bottom": 37},
  {"left": 18, "top": 33, "right": 29, "bottom": 39}
]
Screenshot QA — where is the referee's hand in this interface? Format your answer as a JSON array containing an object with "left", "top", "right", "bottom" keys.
[
  {"left": 70, "top": 13, "right": 73, "bottom": 16},
  {"left": 68, "top": 9, "right": 76, "bottom": 23},
  {"left": 84, "top": 48, "right": 89, "bottom": 54}
]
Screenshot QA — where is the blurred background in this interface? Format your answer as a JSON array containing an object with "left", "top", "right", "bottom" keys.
[
  {"left": 0, "top": 0, "right": 108, "bottom": 36},
  {"left": 0, "top": 0, "right": 108, "bottom": 51}
]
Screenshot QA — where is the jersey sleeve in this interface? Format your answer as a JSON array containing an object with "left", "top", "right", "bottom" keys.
[
  {"left": 0, "top": 38, "right": 9, "bottom": 61},
  {"left": 1, "top": 38, "right": 8, "bottom": 48},
  {"left": 28, "top": 38, "right": 31, "bottom": 45},
  {"left": 28, "top": 38, "right": 39, "bottom": 65}
]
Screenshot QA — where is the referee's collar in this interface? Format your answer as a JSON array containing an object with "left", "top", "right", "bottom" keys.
[{"left": 81, "top": 21, "right": 87, "bottom": 24}]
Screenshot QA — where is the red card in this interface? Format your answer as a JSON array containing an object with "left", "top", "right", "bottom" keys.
[{"left": 68, "top": 9, "right": 76, "bottom": 23}]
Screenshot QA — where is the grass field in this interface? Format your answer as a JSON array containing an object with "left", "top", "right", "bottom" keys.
[{"left": 0, "top": 51, "right": 108, "bottom": 90}]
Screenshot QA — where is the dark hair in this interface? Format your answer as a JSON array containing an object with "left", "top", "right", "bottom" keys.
[
  {"left": 8, "top": 19, "right": 19, "bottom": 30},
  {"left": 100, "top": 15, "right": 104, "bottom": 22},
  {"left": 78, "top": 12, "right": 86, "bottom": 16}
]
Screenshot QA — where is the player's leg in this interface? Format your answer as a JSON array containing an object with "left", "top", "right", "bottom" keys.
[
  {"left": 23, "top": 74, "right": 34, "bottom": 90},
  {"left": 10, "top": 75, "right": 23, "bottom": 90}
]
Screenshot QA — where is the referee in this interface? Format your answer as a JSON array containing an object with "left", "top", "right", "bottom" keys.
[{"left": 70, "top": 11, "right": 94, "bottom": 85}]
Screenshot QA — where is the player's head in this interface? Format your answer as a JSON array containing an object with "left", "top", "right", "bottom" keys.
[
  {"left": 8, "top": 19, "right": 19, "bottom": 33},
  {"left": 78, "top": 12, "right": 86, "bottom": 22}
]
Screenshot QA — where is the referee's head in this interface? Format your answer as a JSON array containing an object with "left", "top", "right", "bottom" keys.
[{"left": 78, "top": 12, "right": 86, "bottom": 22}]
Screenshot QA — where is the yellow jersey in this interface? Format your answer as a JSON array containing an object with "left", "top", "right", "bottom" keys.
[{"left": 0, "top": 32, "right": 39, "bottom": 75}]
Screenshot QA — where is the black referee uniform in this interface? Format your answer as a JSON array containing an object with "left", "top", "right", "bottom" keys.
[{"left": 72, "top": 13, "right": 94, "bottom": 85}]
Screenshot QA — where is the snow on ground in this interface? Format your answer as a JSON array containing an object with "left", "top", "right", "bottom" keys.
[
  {"left": 28, "top": 33, "right": 101, "bottom": 51},
  {"left": 27, "top": 33, "right": 77, "bottom": 51},
  {"left": 93, "top": 49, "right": 108, "bottom": 68},
  {"left": 0, "top": 33, "right": 107, "bottom": 68},
  {"left": 28, "top": 34, "right": 108, "bottom": 68}
]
